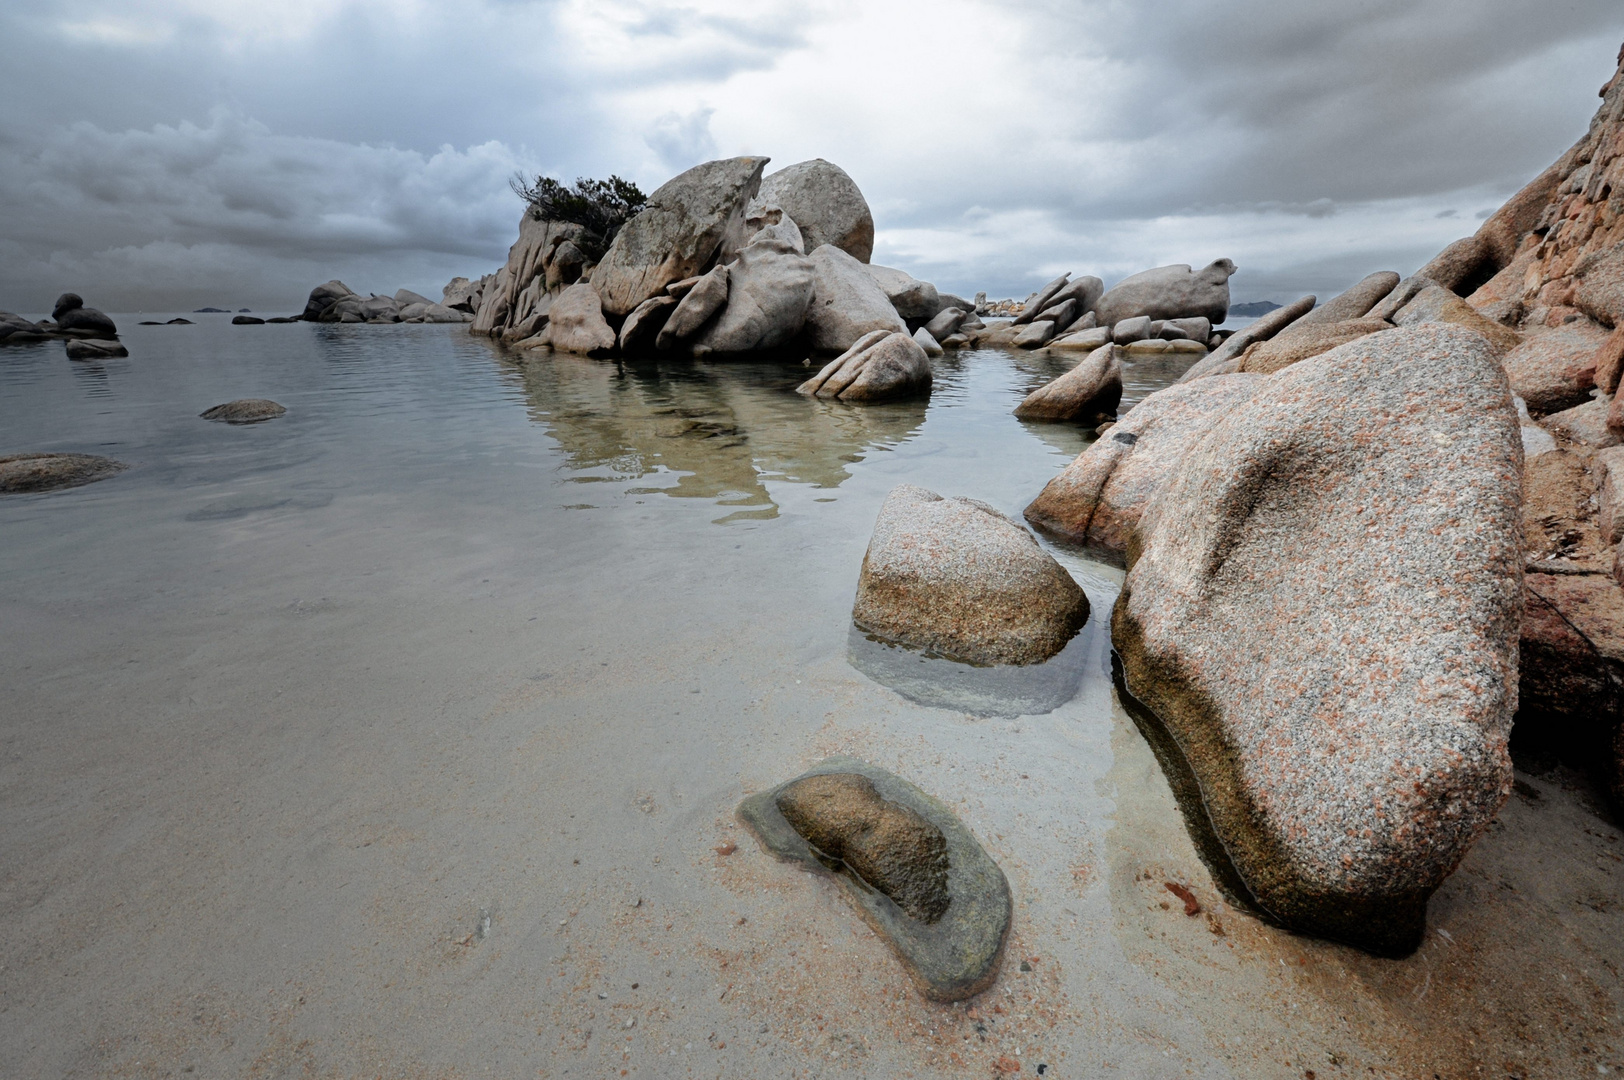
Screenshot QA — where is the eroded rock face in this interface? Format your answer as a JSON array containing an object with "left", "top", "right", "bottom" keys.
[
  {"left": 1013, "top": 344, "right": 1123, "bottom": 423},
  {"left": 545, "top": 283, "right": 617, "bottom": 357},
  {"left": 0, "top": 452, "right": 127, "bottom": 494},
  {"left": 64, "top": 338, "right": 128, "bottom": 360},
  {"left": 751, "top": 159, "right": 875, "bottom": 263},
  {"left": 776, "top": 773, "right": 950, "bottom": 922},
  {"left": 1024, "top": 373, "right": 1263, "bottom": 561},
  {"left": 592, "top": 156, "right": 769, "bottom": 317},
  {"left": 853, "top": 484, "right": 1089, "bottom": 666},
  {"left": 1113, "top": 324, "right": 1522, "bottom": 956},
  {"left": 658, "top": 264, "right": 730, "bottom": 350},
  {"left": 1095, "top": 260, "right": 1236, "bottom": 327},
  {"left": 200, "top": 399, "right": 287, "bottom": 424},
  {"left": 689, "top": 236, "right": 814, "bottom": 357},
  {"left": 802, "top": 245, "right": 907, "bottom": 353},
  {"left": 798, "top": 330, "right": 932, "bottom": 402},
  {"left": 737, "top": 756, "right": 1011, "bottom": 1001},
  {"left": 1502, "top": 322, "right": 1608, "bottom": 413}
]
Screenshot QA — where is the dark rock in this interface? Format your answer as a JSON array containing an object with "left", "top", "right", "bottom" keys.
[
  {"left": 300, "top": 280, "right": 357, "bottom": 322},
  {"left": 231, "top": 315, "right": 266, "bottom": 325},
  {"left": 0, "top": 452, "right": 127, "bottom": 494},
  {"left": 51, "top": 293, "right": 118, "bottom": 338},
  {"left": 738, "top": 756, "right": 1011, "bottom": 1001},
  {"left": 65, "top": 338, "right": 128, "bottom": 359},
  {"left": 166, "top": 318, "right": 193, "bottom": 325},
  {"left": 200, "top": 399, "right": 287, "bottom": 424}
]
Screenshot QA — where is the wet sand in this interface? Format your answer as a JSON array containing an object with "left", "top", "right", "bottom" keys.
[{"left": 1, "top": 319, "right": 1619, "bottom": 1077}]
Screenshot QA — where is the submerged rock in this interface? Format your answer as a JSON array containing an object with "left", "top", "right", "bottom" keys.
[
  {"left": 853, "top": 483, "right": 1089, "bottom": 666},
  {"left": 0, "top": 452, "right": 127, "bottom": 494},
  {"left": 1112, "top": 324, "right": 1521, "bottom": 955},
  {"left": 1013, "top": 344, "right": 1123, "bottom": 423},
  {"left": 64, "top": 338, "right": 128, "bottom": 360},
  {"left": 798, "top": 330, "right": 932, "bottom": 403},
  {"left": 200, "top": 399, "right": 287, "bottom": 424},
  {"left": 738, "top": 756, "right": 1011, "bottom": 1001}
]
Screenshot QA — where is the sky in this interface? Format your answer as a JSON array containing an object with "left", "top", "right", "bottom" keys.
[{"left": 2, "top": 1, "right": 1622, "bottom": 315}]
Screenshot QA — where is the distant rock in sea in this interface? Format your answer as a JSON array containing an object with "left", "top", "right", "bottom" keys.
[
  {"left": 194, "top": 307, "right": 230, "bottom": 313},
  {"left": 1228, "top": 300, "right": 1282, "bottom": 317}
]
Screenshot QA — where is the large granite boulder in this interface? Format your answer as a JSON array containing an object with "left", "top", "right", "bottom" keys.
[
  {"left": 51, "top": 293, "right": 118, "bottom": 338},
  {"left": 1025, "top": 374, "right": 1263, "bottom": 560},
  {"left": 853, "top": 484, "right": 1089, "bottom": 666},
  {"left": 359, "top": 295, "right": 400, "bottom": 323},
  {"left": 0, "top": 452, "right": 127, "bottom": 494},
  {"left": 1238, "top": 317, "right": 1393, "bottom": 374},
  {"left": 1012, "top": 274, "right": 1070, "bottom": 326},
  {"left": 1178, "top": 294, "right": 1317, "bottom": 382},
  {"left": 867, "top": 265, "right": 941, "bottom": 322},
  {"left": 441, "top": 276, "right": 485, "bottom": 313},
  {"left": 1391, "top": 285, "right": 1521, "bottom": 355},
  {"left": 798, "top": 330, "right": 932, "bottom": 402},
  {"left": 1113, "top": 323, "right": 1522, "bottom": 956},
  {"left": 689, "top": 236, "right": 815, "bottom": 357},
  {"left": 1095, "top": 260, "right": 1236, "bottom": 327},
  {"left": 804, "top": 244, "right": 907, "bottom": 353},
  {"left": 1295, "top": 271, "right": 1401, "bottom": 327},
  {"left": 1035, "top": 276, "right": 1104, "bottom": 325},
  {"left": 751, "top": 159, "right": 875, "bottom": 263},
  {"left": 1013, "top": 345, "right": 1123, "bottom": 423},
  {"left": 656, "top": 264, "right": 729, "bottom": 350},
  {"left": 471, "top": 214, "right": 590, "bottom": 338},
  {"left": 591, "top": 156, "right": 769, "bottom": 317},
  {"left": 544, "top": 283, "right": 616, "bottom": 356},
  {"left": 617, "top": 295, "right": 677, "bottom": 354},
  {"left": 302, "top": 280, "right": 358, "bottom": 321},
  {"left": 1501, "top": 322, "right": 1609, "bottom": 414}
]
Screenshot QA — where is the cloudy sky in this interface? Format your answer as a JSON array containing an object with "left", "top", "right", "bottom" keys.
[{"left": 2, "top": 0, "right": 1621, "bottom": 314}]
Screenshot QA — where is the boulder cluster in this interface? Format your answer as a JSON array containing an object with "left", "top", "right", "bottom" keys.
[
  {"left": 1, "top": 293, "right": 127, "bottom": 357},
  {"left": 301, "top": 282, "right": 471, "bottom": 324}
]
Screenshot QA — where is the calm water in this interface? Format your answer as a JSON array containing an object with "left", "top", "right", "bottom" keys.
[{"left": 2, "top": 318, "right": 1615, "bottom": 1079}]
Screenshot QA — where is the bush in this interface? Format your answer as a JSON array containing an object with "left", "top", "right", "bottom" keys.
[{"left": 509, "top": 173, "right": 647, "bottom": 256}]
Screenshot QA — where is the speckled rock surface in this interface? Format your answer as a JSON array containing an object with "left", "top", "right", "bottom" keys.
[
  {"left": 1012, "top": 345, "right": 1123, "bottom": 422},
  {"left": 1237, "top": 318, "right": 1392, "bottom": 374},
  {"left": 64, "top": 338, "right": 128, "bottom": 360},
  {"left": 1179, "top": 294, "right": 1315, "bottom": 382},
  {"left": 0, "top": 452, "right": 127, "bottom": 494},
  {"left": 798, "top": 330, "right": 932, "bottom": 403},
  {"left": 1391, "top": 285, "right": 1523, "bottom": 355},
  {"left": 1113, "top": 323, "right": 1522, "bottom": 956},
  {"left": 544, "top": 283, "right": 617, "bottom": 357},
  {"left": 200, "top": 399, "right": 287, "bottom": 424},
  {"left": 853, "top": 484, "right": 1088, "bottom": 665},
  {"left": 1502, "top": 322, "right": 1609, "bottom": 414},
  {"left": 1522, "top": 448, "right": 1611, "bottom": 576},
  {"left": 750, "top": 158, "right": 875, "bottom": 263},
  {"left": 1295, "top": 271, "right": 1401, "bottom": 327},
  {"left": 1024, "top": 374, "right": 1262, "bottom": 563},
  {"left": 803, "top": 245, "right": 905, "bottom": 353},
  {"left": 737, "top": 756, "right": 1011, "bottom": 1001}
]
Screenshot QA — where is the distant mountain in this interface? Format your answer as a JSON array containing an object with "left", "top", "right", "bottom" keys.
[
  {"left": 1229, "top": 301, "right": 1282, "bottom": 317},
  {"left": 193, "top": 307, "right": 229, "bottom": 313}
]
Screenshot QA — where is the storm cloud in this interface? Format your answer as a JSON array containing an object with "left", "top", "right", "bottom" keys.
[{"left": 2, "top": 0, "right": 1621, "bottom": 313}]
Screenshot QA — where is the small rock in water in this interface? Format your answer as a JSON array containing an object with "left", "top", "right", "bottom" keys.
[
  {"left": 231, "top": 315, "right": 266, "bottom": 325},
  {"left": 0, "top": 452, "right": 127, "bottom": 495},
  {"left": 64, "top": 338, "right": 128, "bottom": 359},
  {"left": 200, "top": 399, "right": 288, "bottom": 424}
]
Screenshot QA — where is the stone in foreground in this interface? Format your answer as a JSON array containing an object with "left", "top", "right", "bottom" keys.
[
  {"left": 0, "top": 453, "right": 127, "bottom": 494},
  {"left": 1113, "top": 323, "right": 1521, "bottom": 956},
  {"left": 853, "top": 484, "right": 1088, "bottom": 665},
  {"left": 738, "top": 756, "right": 1011, "bottom": 1001},
  {"left": 200, "top": 399, "right": 287, "bottom": 424},
  {"left": 1013, "top": 344, "right": 1123, "bottom": 423},
  {"left": 798, "top": 330, "right": 932, "bottom": 402}
]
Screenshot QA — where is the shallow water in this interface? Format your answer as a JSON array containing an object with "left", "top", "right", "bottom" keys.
[{"left": 2, "top": 317, "right": 1619, "bottom": 1078}]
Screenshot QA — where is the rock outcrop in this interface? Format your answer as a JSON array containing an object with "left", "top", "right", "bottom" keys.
[
  {"left": 544, "top": 283, "right": 617, "bottom": 357},
  {"left": 1094, "top": 260, "right": 1236, "bottom": 327},
  {"left": 751, "top": 159, "right": 875, "bottom": 263},
  {"left": 738, "top": 756, "right": 1011, "bottom": 1001},
  {"left": 1111, "top": 324, "right": 1521, "bottom": 955},
  {"left": 852, "top": 484, "right": 1089, "bottom": 666},
  {"left": 1013, "top": 345, "right": 1123, "bottom": 423},
  {"left": 798, "top": 330, "right": 933, "bottom": 403},
  {"left": 689, "top": 235, "right": 814, "bottom": 357},
  {"left": 51, "top": 294, "right": 118, "bottom": 339},
  {"left": 867, "top": 265, "right": 941, "bottom": 323}
]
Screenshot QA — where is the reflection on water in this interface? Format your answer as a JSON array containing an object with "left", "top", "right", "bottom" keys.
[
  {"left": 847, "top": 623, "right": 1093, "bottom": 717},
  {"left": 500, "top": 352, "right": 930, "bottom": 523}
]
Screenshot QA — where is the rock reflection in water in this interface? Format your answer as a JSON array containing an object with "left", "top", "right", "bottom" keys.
[
  {"left": 847, "top": 623, "right": 1091, "bottom": 717},
  {"left": 501, "top": 353, "right": 929, "bottom": 521}
]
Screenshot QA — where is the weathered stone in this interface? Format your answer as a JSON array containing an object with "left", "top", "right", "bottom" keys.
[
  {"left": 545, "top": 283, "right": 616, "bottom": 357},
  {"left": 1595, "top": 446, "right": 1624, "bottom": 544},
  {"left": 852, "top": 483, "right": 1088, "bottom": 666},
  {"left": 1502, "top": 322, "right": 1609, "bottom": 413},
  {"left": 1542, "top": 398, "right": 1618, "bottom": 449},
  {"left": 1013, "top": 320, "right": 1058, "bottom": 349},
  {"left": 1575, "top": 243, "right": 1624, "bottom": 330},
  {"left": 804, "top": 245, "right": 907, "bottom": 353},
  {"left": 867, "top": 265, "right": 941, "bottom": 322},
  {"left": 1112, "top": 315, "right": 1153, "bottom": 344},
  {"left": 1050, "top": 326, "right": 1111, "bottom": 351},
  {"left": 1594, "top": 327, "right": 1624, "bottom": 397},
  {"left": 618, "top": 295, "right": 677, "bottom": 354},
  {"left": 1095, "top": 260, "right": 1236, "bottom": 327},
  {"left": 0, "top": 452, "right": 127, "bottom": 494},
  {"left": 0, "top": 312, "right": 46, "bottom": 343},
  {"left": 923, "top": 307, "right": 967, "bottom": 342},
  {"left": 751, "top": 159, "right": 875, "bottom": 262},
  {"left": 1297, "top": 271, "right": 1401, "bottom": 327},
  {"left": 359, "top": 295, "right": 400, "bottom": 323},
  {"left": 1034, "top": 298, "right": 1077, "bottom": 331},
  {"left": 200, "top": 399, "right": 287, "bottom": 424},
  {"left": 51, "top": 294, "right": 118, "bottom": 338},
  {"left": 1163, "top": 316, "right": 1211, "bottom": 342},
  {"left": 1178, "top": 295, "right": 1317, "bottom": 382},
  {"left": 394, "top": 289, "right": 435, "bottom": 309},
  {"left": 1012, "top": 275, "right": 1070, "bottom": 326},
  {"left": 690, "top": 237, "right": 814, "bottom": 357},
  {"left": 1061, "top": 310, "right": 1099, "bottom": 335},
  {"left": 1113, "top": 324, "right": 1521, "bottom": 956},
  {"left": 231, "top": 315, "right": 265, "bottom": 325},
  {"left": 1238, "top": 318, "right": 1393, "bottom": 375},
  {"left": 1013, "top": 345, "right": 1123, "bottom": 424},
  {"left": 1045, "top": 275, "right": 1105, "bottom": 320},
  {"left": 64, "top": 338, "right": 128, "bottom": 359},
  {"left": 592, "top": 156, "right": 769, "bottom": 317},
  {"left": 738, "top": 757, "right": 1011, "bottom": 1001},
  {"left": 913, "top": 327, "right": 944, "bottom": 357},
  {"left": 798, "top": 330, "right": 932, "bottom": 402},
  {"left": 657, "top": 265, "right": 729, "bottom": 350},
  {"left": 1024, "top": 374, "right": 1262, "bottom": 561},
  {"left": 1521, "top": 448, "right": 1610, "bottom": 575},
  {"left": 1391, "top": 285, "right": 1522, "bottom": 355}
]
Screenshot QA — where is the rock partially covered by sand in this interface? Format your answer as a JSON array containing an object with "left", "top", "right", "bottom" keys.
[
  {"left": 1113, "top": 324, "right": 1522, "bottom": 955},
  {"left": 853, "top": 484, "right": 1089, "bottom": 666},
  {"left": 1013, "top": 344, "right": 1123, "bottom": 423},
  {"left": 737, "top": 756, "right": 1011, "bottom": 1001},
  {"left": 200, "top": 399, "right": 287, "bottom": 424},
  {"left": 798, "top": 330, "right": 932, "bottom": 402},
  {"left": 0, "top": 452, "right": 127, "bottom": 494},
  {"left": 1095, "top": 260, "right": 1236, "bottom": 327}
]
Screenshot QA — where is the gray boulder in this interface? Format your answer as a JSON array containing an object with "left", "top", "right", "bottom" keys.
[
  {"left": 1237, "top": 317, "right": 1393, "bottom": 375},
  {"left": 1050, "top": 326, "right": 1112, "bottom": 351},
  {"left": 1034, "top": 298, "right": 1078, "bottom": 331},
  {"left": 913, "top": 327, "right": 944, "bottom": 357},
  {"left": 657, "top": 264, "right": 730, "bottom": 350},
  {"left": 1297, "top": 271, "right": 1401, "bottom": 327},
  {"left": 853, "top": 484, "right": 1089, "bottom": 666},
  {"left": 64, "top": 338, "right": 128, "bottom": 359},
  {"left": 1037, "top": 276, "right": 1104, "bottom": 324},
  {"left": 924, "top": 307, "right": 967, "bottom": 342},
  {"left": 804, "top": 244, "right": 907, "bottom": 353},
  {"left": 1012, "top": 274, "right": 1070, "bottom": 326},
  {"left": 1112, "top": 315, "right": 1153, "bottom": 344},
  {"left": 867, "top": 265, "right": 941, "bottom": 322},
  {"left": 1013, "top": 320, "right": 1059, "bottom": 348},
  {"left": 441, "top": 276, "right": 483, "bottom": 313},
  {"left": 1178, "top": 294, "right": 1317, "bottom": 382},
  {"left": 1095, "top": 259, "right": 1236, "bottom": 326},
  {"left": 690, "top": 236, "right": 815, "bottom": 357},
  {"left": 394, "top": 289, "right": 436, "bottom": 309},
  {"left": 799, "top": 330, "right": 933, "bottom": 402},
  {"left": 51, "top": 294, "right": 118, "bottom": 338},
  {"left": 1390, "top": 285, "right": 1522, "bottom": 356},
  {"left": 302, "top": 280, "right": 358, "bottom": 321},
  {"left": 0, "top": 312, "right": 48, "bottom": 344},
  {"left": 1113, "top": 323, "right": 1521, "bottom": 955},
  {"left": 1013, "top": 344, "right": 1123, "bottom": 423},
  {"left": 751, "top": 159, "right": 875, "bottom": 263},
  {"left": 545, "top": 283, "right": 616, "bottom": 356},
  {"left": 1060, "top": 309, "right": 1099, "bottom": 335},
  {"left": 360, "top": 295, "right": 400, "bottom": 323},
  {"left": 743, "top": 208, "right": 806, "bottom": 254},
  {"left": 1163, "top": 316, "right": 1210, "bottom": 342},
  {"left": 592, "top": 156, "right": 769, "bottom": 317}
]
